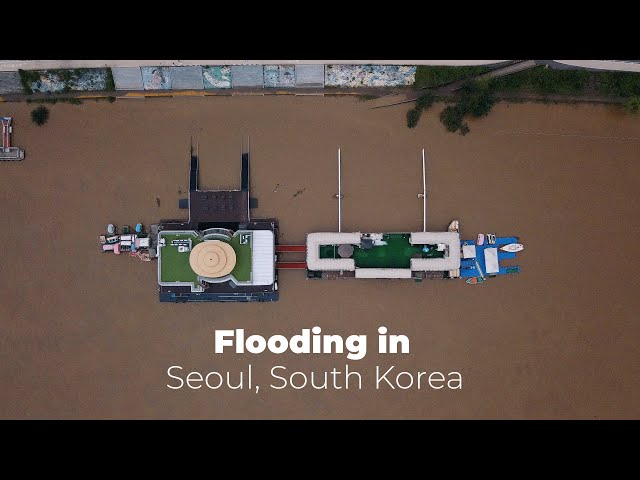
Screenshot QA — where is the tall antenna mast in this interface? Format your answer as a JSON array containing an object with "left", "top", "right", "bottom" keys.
[
  {"left": 246, "top": 135, "right": 250, "bottom": 220},
  {"left": 337, "top": 148, "right": 342, "bottom": 233},
  {"left": 417, "top": 148, "right": 427, "bottom": 232}
]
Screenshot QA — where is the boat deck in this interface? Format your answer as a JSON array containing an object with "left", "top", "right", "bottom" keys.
[
  {"left": 159, "top": 231, "right": 252, "bottom": 289},
  {"left": 318, "top": 233, "right": 444, "bottom": 269},
  {"left": 460, "top": 236, "right": 521, "bottom": 278}
]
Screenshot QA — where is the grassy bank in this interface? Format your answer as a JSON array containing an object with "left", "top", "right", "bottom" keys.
[
  {"left": 490, "top": 66, "right": 591, "bottom": 95},
  {"left": 415, "top": 65, "right": 491, "bottom": 89},
  {"left": 490, "top": 65, "right": 640, "bottom": 97},
  {"left": 409, "top": 64, "right": 640, "bottom": 134},
  {"left": 416, "top": 63, "right": 640, "bottom": 98}
]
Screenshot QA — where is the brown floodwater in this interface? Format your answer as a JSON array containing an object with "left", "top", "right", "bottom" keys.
[{"left": 1, "top": 96, "right": 639, "bottom": 419}]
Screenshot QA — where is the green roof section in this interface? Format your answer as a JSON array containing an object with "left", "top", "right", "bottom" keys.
[
  {"left": 159, "top": 233, "right": 202, "bottom": 286},
  {"left": 229, "top": 233, "right": 252, "bottom": 282},
  {"left": 159, "top": 231, "right": 253, "bottom": 288},
  {"left": 319, "top": 233, "right": 444, "bottom": 269}
]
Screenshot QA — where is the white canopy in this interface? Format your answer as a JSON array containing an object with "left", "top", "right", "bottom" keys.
[
  {"left": 462, "top": 244, "right": 476, "bottom": 259},
  {"left": 251, "top": 230, "right": 275, "bottom": 285},
  {"left": 484, "top": 247, "right": 499, "bottom": 274},
  {"left": 355, "top": 268, "right": 412, "bottom": 279},
  {"left": 306, "top": 232, "right": 360, "bottom": 271}
]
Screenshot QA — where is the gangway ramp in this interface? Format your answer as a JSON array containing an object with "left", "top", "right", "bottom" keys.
[
  {"left": 275, "top": 244, "right": 306, "bottom": 270},
  {"left": 276, "top": 245, "right": 306, "bottom": 253},
  {"left": 276, "top": 262, "right": 307, "bottom": 269}
]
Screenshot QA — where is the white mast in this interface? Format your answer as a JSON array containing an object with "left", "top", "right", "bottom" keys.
[
  {"left": 337, "top": 148, "right": 342, "bottom": 233},
  {"left": 417, "top": 148, "right": 427, "bottom": 231}
]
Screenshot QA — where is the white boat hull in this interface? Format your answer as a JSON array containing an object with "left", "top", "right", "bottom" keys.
[{"left": 500, "top": 243, "right": 524, "bottom": 253}]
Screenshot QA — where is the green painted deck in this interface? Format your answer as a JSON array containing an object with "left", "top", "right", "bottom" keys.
[
  {"left": 160, "top": 232, "right": 252, "bottom": 286},
  {"left": 229, "top": 233, "right": 252, "bottom": 282},
  {"left": 319, "top": 233, "right": 444, "bottom": 269},
  {"left": 160, "top": 233, "right": 202, "bottom": 285}
]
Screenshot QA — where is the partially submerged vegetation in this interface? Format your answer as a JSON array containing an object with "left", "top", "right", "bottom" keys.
[
  {"left": 440, "top": 81, "right": 495, "bottom": 135},
  {"left": 409, "top": 64, "right": 640, "bottom": 134},
  {"left": 406, "top": 108, "right": 421, "bottom": 128},
  {"left": 406, "top": 92, "right": 435, "bottom": 128},
  {"left": 31, "top": 106, "right": 50, "bottom": 126},
  {"left": 624, "top": 96, "right": 640, "bottom": 114}
]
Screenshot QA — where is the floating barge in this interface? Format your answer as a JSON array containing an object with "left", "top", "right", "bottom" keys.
[
  {"left": 305, "top": 149, "right": 523, "bottom": 283},
  {"left": 99, "top": 141, "right": 278, "bottom": 303},
  {"left": 305, "top": 224, "right": 523, "bottom": 282},
  {"left": 156, "top": 143, "right": 278, "bottom": 303},
  {"left": 307, "top": 229, "right": 460, "bottom": 280},
  {"left": 1, "top": 117, "right": 25, "bottom": 161}
]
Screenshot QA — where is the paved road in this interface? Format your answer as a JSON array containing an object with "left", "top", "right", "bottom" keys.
[
  {"left": 553, "top": 60, "right": 640, "bottom": 72},
  {"left": 0, "top": 60, "right": 509, "bottom": 72}
]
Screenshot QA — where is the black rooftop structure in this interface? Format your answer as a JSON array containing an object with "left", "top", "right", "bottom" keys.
[
  {"left": 241, "top": 152, "right": 249, "bottom": 191},
  {"left": 189, "top": 153, "right": 198, "bottom": 191},
  {"left": 187, "top": 143, "right": 250, "bottom": 229}
]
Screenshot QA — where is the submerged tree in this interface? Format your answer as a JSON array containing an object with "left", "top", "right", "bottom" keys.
[
  {"left": 437, "top": 80, "right": 496, "bottom": 135},
  {"left": 31, "top": 106, "right": 50, "bottom": 126},
  {"left": 439, "top": 105, "right": 466, "bottom": 133},
  {"left": 406, "top": 108, "right": 421, "bottom": 128},
  {"left": 406, "top": 92, "right": 435, "bottom": 129},
  {"left": 415, "top": 92, "right": 435, "bottom": 111}
]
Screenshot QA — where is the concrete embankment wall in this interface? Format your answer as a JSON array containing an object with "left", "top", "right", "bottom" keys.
[
  {"left": 0, "top": 64, "right": 419, "bottom": 96},
  {"left": 4, "top": 61, "right": 640, "bottom": 97}
]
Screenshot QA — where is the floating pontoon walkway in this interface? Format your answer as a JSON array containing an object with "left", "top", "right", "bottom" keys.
[
  {"left": 306, "top": 231, "right": 461, "bottom": 279},
  {"left": 275, "top": 244, "right": 306, "bottom": 269}
]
